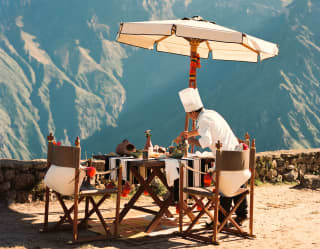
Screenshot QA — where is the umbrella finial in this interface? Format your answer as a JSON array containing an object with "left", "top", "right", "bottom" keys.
[
  {"left": 182, "top": 16, "right": 204, "bottom": 21},
  {"left": 192, "top": 16, "right": 203, "bottom": 21},
  {"left": 182, "top": 16, "right": 216, "bottom": 24}
]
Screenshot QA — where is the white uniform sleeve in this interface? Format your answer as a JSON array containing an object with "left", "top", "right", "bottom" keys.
[
  {"left": 198, "top": 126, "right": 212, "bottom": 148},
  {"left": 197, "top": 114, "right": 213, "bottom": 149}
]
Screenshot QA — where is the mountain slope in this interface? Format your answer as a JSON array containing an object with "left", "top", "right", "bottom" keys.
[
  {"left": 1, "top": 0, "right": 320, "bottom": 159},
  {"left": 0, "top": 0, "right": 127, "bottom": 158}
]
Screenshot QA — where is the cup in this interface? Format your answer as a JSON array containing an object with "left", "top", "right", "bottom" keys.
[{"left": 142, "top": 150, "right": 149, "bottom": 160}]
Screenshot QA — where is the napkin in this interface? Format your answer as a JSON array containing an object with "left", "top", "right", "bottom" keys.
[
  {"left": 164, "top": 159, "right": 180, "bottom": 186},
  {"left": 194, "top": 151, "right": 214, "bottom": 158},
  {"left": 110, "top": 157, "right": 132, "bottom": 180}
]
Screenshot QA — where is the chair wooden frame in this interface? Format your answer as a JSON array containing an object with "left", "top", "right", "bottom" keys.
[
  {"left": 40, "top": 133, "right": 122, "bottom": 244},
  {"left": 177, "top": 158, "right": 215, "bottom": 224},
  {"left": 179, "top": 133, "right": 251, "bottom": 226},
  {"left": 179, "top": 137, "right": 256, "bottom": 245}
]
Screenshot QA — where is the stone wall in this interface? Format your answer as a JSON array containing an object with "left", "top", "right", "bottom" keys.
[
  {"left": 0, "top": 159, "right": 47, "bottom": 203},
  {"left": 0, "top": 148, "right": 319, "bottom": 204},
  {"left": 0, "top": 159, "right": 105, "bottom": 204},
  {"left": 255, "top": 149, "right": 320, "bottom": 183}
]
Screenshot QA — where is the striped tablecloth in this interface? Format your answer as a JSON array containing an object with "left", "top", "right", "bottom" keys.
[{"left": 103, "top": 157, "right": 214, "bottom": 188}]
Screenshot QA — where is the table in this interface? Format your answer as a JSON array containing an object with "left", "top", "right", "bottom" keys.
[{"left": 93, "top": 155, "right": 214, "bottom": 233}]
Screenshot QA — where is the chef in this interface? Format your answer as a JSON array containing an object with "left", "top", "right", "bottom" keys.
[
  {"left": 174, "top": 87, "right": 249, "bottom": 226},
  {"left": 175, "top": 87, "right": 239, "bottom": 154}
]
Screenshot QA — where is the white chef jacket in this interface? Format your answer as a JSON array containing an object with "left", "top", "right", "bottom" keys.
[
  {"left": 196, "top": 109, "right": 250, "bottom": 197},
  {"left": 197, "top": 108, "right": 238, "bottom": 154}
]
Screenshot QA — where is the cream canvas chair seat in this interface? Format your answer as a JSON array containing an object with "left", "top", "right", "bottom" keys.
[
  {"left": 40, "top": 133, "right": 122, "bottom": 244},
  {"left": 44, "top": 164, "right": 86, "bottom": 196}
]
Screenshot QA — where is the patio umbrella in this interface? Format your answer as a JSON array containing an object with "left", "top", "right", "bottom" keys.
[{"left": 116, "top": 16, "right": 279, "bottom": 151}]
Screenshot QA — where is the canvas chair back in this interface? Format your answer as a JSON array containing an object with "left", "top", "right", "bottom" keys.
[
  {"left": 215, "top": 149, "right": 251, "bottom": 197},
  {"left": 47, "top": 143, "right": 81, "bottom": 168},
  {"left": 44, "top": 142, "right": 84, "bottom": 196},
  {"left": 215, "top": 150, "right": 250, "bottom": 171}
]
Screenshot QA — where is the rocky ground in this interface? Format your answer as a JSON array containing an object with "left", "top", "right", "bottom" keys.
[{"left": 0, "top": 183, "right": 319, "bottom": 249}]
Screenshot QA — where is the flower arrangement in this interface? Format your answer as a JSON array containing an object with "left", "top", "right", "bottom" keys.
[{"left": 52, "top": 141, "right": 61, "bottom": 146}]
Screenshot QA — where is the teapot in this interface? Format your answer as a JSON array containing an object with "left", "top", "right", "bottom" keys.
[{"left": 115, "top": 139, "right": 136, "bottom": 156}]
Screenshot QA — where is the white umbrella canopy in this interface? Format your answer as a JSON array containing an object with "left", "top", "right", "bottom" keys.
[{"left": 117, "top": 16, "right": 279, "bottom": 62}]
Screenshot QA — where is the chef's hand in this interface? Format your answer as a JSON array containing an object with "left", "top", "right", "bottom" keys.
[
  {"left": 180, "top": 131, "right": 189, "bottom": 139},
  {"left": 182, "top": 129, "right": 200, "bottom": 139},
  {"left": 173, "top": 135, "right": 182, "bottom": 144}
]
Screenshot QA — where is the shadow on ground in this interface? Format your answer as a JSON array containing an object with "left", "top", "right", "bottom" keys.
[{"left": 0, "top": 201, "right": 211, "bottom": 249}]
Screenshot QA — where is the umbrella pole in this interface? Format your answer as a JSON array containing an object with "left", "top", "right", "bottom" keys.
[{"left": 185, "top": 41, "right": 200, "bottom": 155}]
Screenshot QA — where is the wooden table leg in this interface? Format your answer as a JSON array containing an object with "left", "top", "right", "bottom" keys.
[
  {"left": 119, "top": 164, "right": 176, "bottom": 233},
  {"left": 154, "top": 166, "right": 198, "bottom": 223},
  {"left": 119, "top": 167, "right": 158, "bottom": 222},
  {"left": 158, "top": 166, "right": 197, "bottom": 222},
  {"left": 119, "top": 184, "right": 144, "bottom": 222},
  {"left": 131, "top": 167, "right": 173, "bottom": 218},
  {"left": 135, "top": 167, "right": 175, "bottom": 233},
  {"left": 145, "top": 195, "right": 173, "bottom": 233}
]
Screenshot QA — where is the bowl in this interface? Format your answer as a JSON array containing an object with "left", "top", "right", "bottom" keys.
[{"left": 169, "top": 149, "right": 184, "bottom": 159}]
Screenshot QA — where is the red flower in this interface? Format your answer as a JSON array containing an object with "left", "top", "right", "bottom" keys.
[
  {"left": 204, "top": 173, "right": 212, "bottom": 187},
  {"left": 176, "top": 204, "right": 180, "bottom": 214},
  {"left": 197, "top": 204, "right": 202, "bottom": 211},
  {"left": 243, "top": 143, "right": 249, "bottom": 150},
  {"left": 86, "top": 167, "right": 96, "bottom": 178},
  {"left": 121, "top": 181, "right": 131, "bottom": 197}
]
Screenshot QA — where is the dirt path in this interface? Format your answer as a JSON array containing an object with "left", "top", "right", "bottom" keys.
[{"left": 0, "top": 184, "right": 319, "bottom": 249}]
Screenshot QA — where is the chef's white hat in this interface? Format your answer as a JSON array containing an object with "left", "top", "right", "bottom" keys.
[{"left": 178, "top": 87, "right": 203, "bottom": 113}]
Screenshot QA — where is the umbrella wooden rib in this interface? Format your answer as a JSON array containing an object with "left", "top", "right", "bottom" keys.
[{"left": 205, "top": 41, "right": 213, "bottom": 53}]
